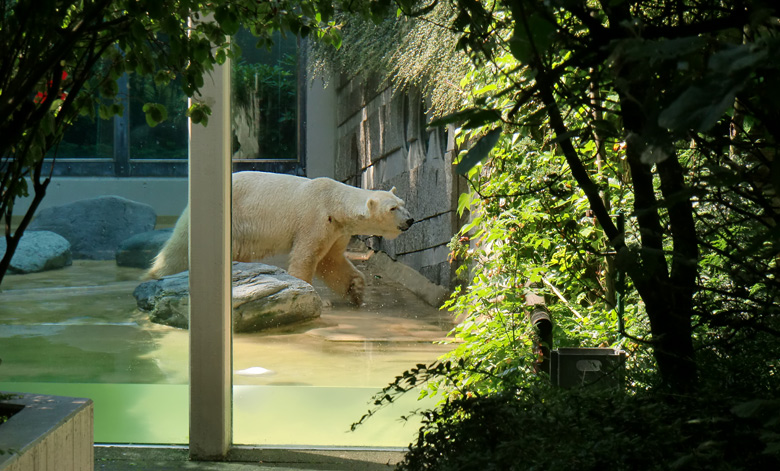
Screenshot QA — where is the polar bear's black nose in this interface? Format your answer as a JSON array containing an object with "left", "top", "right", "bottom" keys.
[
  {"left": 400, "top": 218, "right": 414, "bottom": 231},
  {"left": 407, "top": 218, "right": 415, "bottom": 227}
]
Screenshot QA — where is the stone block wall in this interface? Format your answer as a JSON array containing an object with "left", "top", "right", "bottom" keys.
[{"left": 333, "top": 76, "right": 466, "bottom": 288}]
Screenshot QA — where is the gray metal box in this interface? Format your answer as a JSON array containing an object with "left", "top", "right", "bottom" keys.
[{"left": 551, "top": 347, "right": 627, "bottom": 388}]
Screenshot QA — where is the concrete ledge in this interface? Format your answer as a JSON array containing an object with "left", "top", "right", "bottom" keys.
[
  {"left": 0, "top": 392, "right": 94, "bottom": 471},
  {"left": 365, "top": 251, "right": 450, "bottom": 308},
  {"left": 15, "top": 177, "right": 187, "bottom": 217},
  {"left": 229, "top": 447, "right": 404, "bottom": 468},
  {"left": 94, "top": 445, "right": 404, "bottom": 470}
]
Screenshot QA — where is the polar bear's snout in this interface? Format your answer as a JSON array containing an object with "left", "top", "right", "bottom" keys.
[{"left": 400, "top": 217, "right": 415, "bottom": 231}]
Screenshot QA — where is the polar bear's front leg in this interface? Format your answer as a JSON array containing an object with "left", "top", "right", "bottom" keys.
[
  {"left": 286, "top": 251, "right": 318, "bottom": 284},
  {"left": 316, "top": 238, "right": 366, "bottom": 306},
  {"left": 287, "top": 231, "right": 342, "bottom": 285},
  {"left": 287, "top": 254, "right": 317, "bottom": 284}
]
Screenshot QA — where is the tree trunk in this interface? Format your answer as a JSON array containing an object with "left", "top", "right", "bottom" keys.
[
  {"left": 619, "top": 94, "right": 699, "bottom": 392},
  {"left": 600, "top": 0, "right": 699, "bottom": 390},
  {"left": 510, "top": 0, "right": 700, "bottom": 392},
  {"left": 0, "top": 159, "right": 50, "bottom": 286}
]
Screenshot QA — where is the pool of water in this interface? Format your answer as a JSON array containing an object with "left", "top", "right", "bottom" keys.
[{"left": 0, "top": 258, "right": 454, "bottom": 446}]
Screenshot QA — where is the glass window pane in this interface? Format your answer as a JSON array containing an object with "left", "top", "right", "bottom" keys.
[
  {"left": 232, "top": 29, "right": 298, "bottom": 161},
  {"left": 53, "top": 112, "right": 114, "bottom": 159},
  {"left": 0, "top": 144, "right": 189, "bottom": 444},
  {"left": 128, "top": 73, "right": 188, "bottom": 161},
  {"left": 228, "top": 31, "right": 454, "bottom": 448},
  {"left": 231, "top": 264, "right": 453, "bottom": 446},
  {"left": 48, "top": 41, "right": 188, "bottom": 178}
]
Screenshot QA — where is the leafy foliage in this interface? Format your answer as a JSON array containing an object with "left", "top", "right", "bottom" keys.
[
  {"left": 397, "top": 387, "right": 780, "bottom": 471},
  {"left": 338, "top": 0, "right": 780, "bottom": 468},
  {"left": 429, "top": 36, "right": 646, "bottom": 396},
  {"left": 436, "top": 0, "right": 780, "bottom": 392},
  {"left": 308, "top": 1, "right": 471, "bottom": 117}
]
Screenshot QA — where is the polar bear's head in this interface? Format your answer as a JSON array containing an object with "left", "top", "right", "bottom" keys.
[{"left": 365, "top": 187, "right": 414, "bottom": 239}]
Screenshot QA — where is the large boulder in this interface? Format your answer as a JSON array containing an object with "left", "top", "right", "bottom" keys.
[
  {"left": 116, "top": 228, "right": 173, "bottom": 268},
  {"left": 133, "top": 262, "right": 322, "bottom": 333},
  {"left": 29, "top": 196, "right": 157, "bottom": 260},
  {"left": 0, "top": 231, "right": 72, "bottom": 274}
]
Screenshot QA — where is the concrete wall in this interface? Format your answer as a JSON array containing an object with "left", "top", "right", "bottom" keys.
[
  {"left": 14, "top": 177, "right": 188, "bottom": 218},
  {"left": 332, "top": 76, "right": 465, "bottom": 288}
]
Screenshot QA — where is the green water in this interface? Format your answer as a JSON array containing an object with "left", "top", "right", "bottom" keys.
[
  {"left": 0, "top": 382, "right": 188, "bottom": 443},
  {"left": 0, "top": 382, "right": 432, "bottom": 446},
  {"left": 0, "top": 260, "right": 452, "bottom": 447}
]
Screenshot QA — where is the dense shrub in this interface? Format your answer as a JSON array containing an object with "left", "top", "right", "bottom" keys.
[{"left": 398, "top": 386, "right": 780, "bottom": 471}]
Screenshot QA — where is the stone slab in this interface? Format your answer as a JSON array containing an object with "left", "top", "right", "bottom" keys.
[{"left": 0, "top": 393, "right": 93, "bottom": 471}]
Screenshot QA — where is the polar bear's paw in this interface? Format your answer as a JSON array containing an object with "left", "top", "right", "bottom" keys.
[{"left": 347, "top": 275, "right": 365, "bottom": 306}]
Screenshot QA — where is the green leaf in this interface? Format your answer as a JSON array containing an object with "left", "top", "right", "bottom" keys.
[
  {"left": 215, "top": 48, "right": 227, "bottom": 65},
  {"left": 327, "top": 28, "right": 343, "bottom": 50},
  {"left": 161, "top": 16, "right": 180, "bottom": 35},
  {"left": 659, "top": 44, "right": 766, "bottom": 132},
  {"left": 188, "top": 103, "right": 211, "bottom": 126},
  {"left": 731, "top": 399, "right": 780, "bottom": 421},
  {"left": 509, "top": 14, "right": 557, "bottom": 64},
  {"left": 214, "top": 5, "right": 240, "bottom": 36},
  {"left": 142, "top": 103, "right": 168, "bottom": 127},
  {"left": 98, "top": 104, "right": 114, "bottom": 120},
  {"left": 658, "top": 84, "right": 740, "bottom": 132},
  {"left": 457, "top": 192, "right": 475, "bottom": 215},
  {"left": 99, "top": 79, "right": 119, "bottom": 99},
  {"left": 40, "top": 112, "right": 55, "bottom": 135},
  {"left": 456, "top": 128, "right": 502, "bottom": 175},
  {"left": 154, "top": 70, "right": 173, "bottom": 86},
  {"left": 708, "top": 43, "right": 767, "bottom": 76},
  {"left": 145, "top": 1, "right": 165, "bottom": 20},
  {"left": 15, "top": 178, "right": 29, "bottom": 198},
  {"left": 193, "top": 40, "right": 211, "bottom": 64},
  {"left": 111, "top": 103, "right": 124, "bottom": 117}
]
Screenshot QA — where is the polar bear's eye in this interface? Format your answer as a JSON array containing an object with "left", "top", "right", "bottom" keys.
[{"left": 390, "top": 206, "right": 398, "bottom": 211}]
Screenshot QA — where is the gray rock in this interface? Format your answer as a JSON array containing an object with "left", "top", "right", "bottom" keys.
[
  {"left": 134, "top": 262, "right": 322, "bottom": 333},
  {"left": 133, "top": 271, "right": 191, "bottom": 329},
  {"left": 0, "top": 231, "right": 72, "bottom": 274},
  {"left": 116, "top": 228, "right": 173, "bottom": 268},
  {"left": 29, "top": 196, "right": 157, "bottom": 260}
]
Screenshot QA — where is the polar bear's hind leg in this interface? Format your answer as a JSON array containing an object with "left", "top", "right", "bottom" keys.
[{"left": 143, "top": 207, "right": 191, "bottom": 280}]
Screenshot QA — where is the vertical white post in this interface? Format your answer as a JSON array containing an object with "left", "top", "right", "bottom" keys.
[{"left": 188, "top": 58, "right": 232, "bottom": 459}]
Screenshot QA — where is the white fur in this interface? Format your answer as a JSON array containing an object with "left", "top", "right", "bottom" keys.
[{"left": 144, "top": 171, "right": 413, "bottom": 305}]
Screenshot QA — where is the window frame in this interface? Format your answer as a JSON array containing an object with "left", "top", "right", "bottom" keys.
[{"left": 45, "top": 47, "right": 307, "bottom": 178}]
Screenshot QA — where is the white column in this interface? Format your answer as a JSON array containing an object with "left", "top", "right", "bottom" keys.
[{"left": 188, "top": 58, "right": 232, "bottom": 459}]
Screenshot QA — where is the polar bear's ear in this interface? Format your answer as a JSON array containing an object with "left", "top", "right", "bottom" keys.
[
  {"left": 365, "top": 198, "right": 378, "bottom": 216},
  {"left": 390, "top": 186, "right": 397, "bottom": 195}
]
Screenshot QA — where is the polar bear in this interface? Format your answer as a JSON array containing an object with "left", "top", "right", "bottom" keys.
[{"left": 144, "top": 171, "right": 414, "bottom": 305}]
